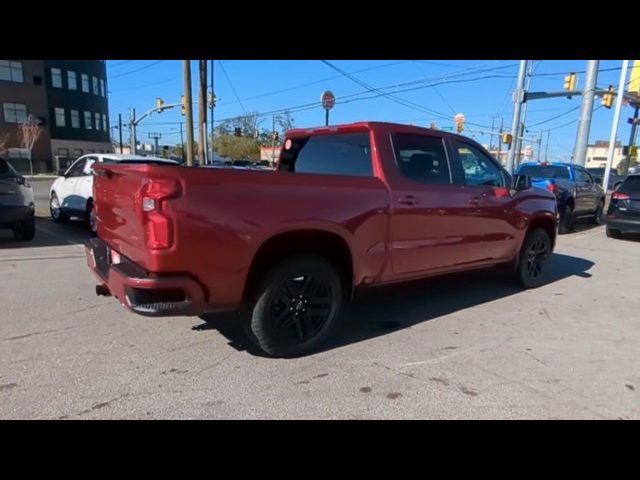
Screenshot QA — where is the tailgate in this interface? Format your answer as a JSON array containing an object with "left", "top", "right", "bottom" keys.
[{"left": 93, "top": 163, "right": 182, "bottom": 272}]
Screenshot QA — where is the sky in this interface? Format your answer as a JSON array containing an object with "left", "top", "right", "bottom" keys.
[{"left": 106, "top": 60, "right": 636, "bottom": 160}]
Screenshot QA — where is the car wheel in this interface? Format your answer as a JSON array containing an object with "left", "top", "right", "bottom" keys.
[
  {"left": 245, "top": 255, "right": 343, "bottom": 358},
  {"left": 86, "top": 199, "right": 97, "bottom": 236},
  {"left": 12, "top": 212, "right": 35, "bottom": 241},
  {"left": 590, "top": 200, "right": 604, "bottom": 225},
  {"left": 606, "top": 227, "right": 622, "bottom": 239},
  {"left": 50, "top": 193, "right": 68, "bottom": 223},
  {"left": 558, "top": 204, "right": 574, "bottom": 234},
  {"left": 515, "top": 228, "right": 552, "bottom": 289}
]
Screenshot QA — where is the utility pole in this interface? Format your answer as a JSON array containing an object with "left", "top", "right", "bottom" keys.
[
  {"left": 118, "top": 114, "right": 123, "bottom": 153},
  {"left": 272, "top": 115, "right": 276, "bottom": 164},
  {"left": 572, "top": 60, "right": 600, "bottom": 166},
  {"left": 603, "top": 60, "right": 630, "bottom": 194},
  {"left": 506, "top": 60, "right": 529, "bottom": 173},
  {"left": 198, "top": 60, "right": 207, "bottom": 164},
  {"left": 179, "top": 122, "right": 184, "bottom": 159},
  {"left": 183, "top": 60, "right": 195, "bottom": 166},
  {"left": 210, "top": 59, "right": 215, "bottom": 160},
  {"left": 513, "top": 62, "right": 535, "bottom": 169},
  {"left": 148, "top": 132, "right": 161, "bottom": 156},
  {"left": 489, "top": 116, "right": 496, "bottom": 151},
  {"left": 496, "top": 117, "right": 504, "bottom": 165},
  {"left": 545, "top": 129, "right": 551, "bottom": 162},
  {"left": 130, "top": 108, "right": 136, "bottom": 155}
]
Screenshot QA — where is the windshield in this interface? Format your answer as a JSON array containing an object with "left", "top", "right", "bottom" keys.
[{"left": 518, "top": 165, "right": 570, "bottom": 179}]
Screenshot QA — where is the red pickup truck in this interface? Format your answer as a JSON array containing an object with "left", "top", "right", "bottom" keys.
[{"left": 86, "top": 122, "right": 557, "bottom": 357}]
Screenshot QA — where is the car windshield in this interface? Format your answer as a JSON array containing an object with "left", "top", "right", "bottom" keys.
[{"left": 518, "top": 165, "right": 570, "bottom": 179}]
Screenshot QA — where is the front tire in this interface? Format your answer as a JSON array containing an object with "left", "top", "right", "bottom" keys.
[
  {"left": 515, "top": 228, "right": 552, "bottom": 289},
  {"left": 50, "top": 193, "right": 68, "bottom": 223},
  {"left": 591, "top": 200, "right": 604, "bottom": 225},
  {"left": 245, "top": 255, "right": 343, "bottom": 358},
  {"left": 606, "top": 227, "right": 622, "bottom": 239}
]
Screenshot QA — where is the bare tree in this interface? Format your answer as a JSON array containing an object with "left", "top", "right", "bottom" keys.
[
  {"left": 0, "top": 133, "right": 10, "bottom": 156},
  {"left": 276, "top": 111, "right": 295, "bottom": 134},
  {"left": 18, "top": 115, "right": 42, "bottom": 175}
]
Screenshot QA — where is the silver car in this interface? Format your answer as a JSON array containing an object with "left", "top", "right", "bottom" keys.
[{"left": 0, "top": 157, "right": 35, "bottom": 241}]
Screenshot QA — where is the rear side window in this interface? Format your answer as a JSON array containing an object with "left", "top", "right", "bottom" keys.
[
  {"left": 619, "top": 175, "right": 640, "bottom": 193},
  {"left": 279, "top": 132, "right": 372, "bottom": 177},
  {"left": 394, "top": 134, "right": 451, "bottom": 185},
  {"left": 518, "top": 165, "right": 570, "bottom": 179}
]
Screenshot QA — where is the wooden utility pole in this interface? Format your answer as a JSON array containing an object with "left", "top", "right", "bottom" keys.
[{"left": 199, "top": 60, "right": 207, "bottom": 165}]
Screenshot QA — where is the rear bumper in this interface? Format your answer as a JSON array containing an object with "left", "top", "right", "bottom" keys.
[
  {"left": 0, "top": 205, "right": 32, "bottom": 226},
  {"left": 85, "top": 237, "right": 206, "bottom": 317},
  {"left": 606, "top": 216, "right": 640, "bottom": 233}
]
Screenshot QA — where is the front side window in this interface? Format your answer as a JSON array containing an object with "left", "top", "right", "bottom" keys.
[
  {"left": 54, "top": 107, "right": 66, "bottom": 127},
  {"left": 575, "top": 167, "right": 592, "bottom": 184},
  {"left": 3, "top": 103, "right": 27, "bottom": 123},
  {"left": 70, "top": 109, "right": 80, "bottom": 128},
  {"left": 67, "top": 71, "right": 77, "bottom": 90},
  {"left": 0, "top": 60, "right": 24, "bottom": 82},
  {"left": 280, "top": 132, "right": 373, "bottom": 177},
  {"left": 455, "top": 142, "right": 505, "bottom": 187},
  {"left": 84, "top": 111, "right": 92, "bottom": 129},
  {"left": 51, "top": 67, "right": 62, "bottom": 88},
  {"left": 67, "top": 158, "right": 87, "bottom": 177},
  {"left": 394, "top": 133, "right": 451, "bottom": 185},
  {"left": 81, "top": 74, "right": 89, "bottom": 93}
]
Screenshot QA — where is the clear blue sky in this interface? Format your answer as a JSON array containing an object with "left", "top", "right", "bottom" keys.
[{"left": 106, "top": 60, "right": 634, "bottom": 160}]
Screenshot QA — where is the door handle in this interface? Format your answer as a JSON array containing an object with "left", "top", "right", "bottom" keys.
[
  {"left": 398, "top": 195, "right": 418, "bottom": 206},
  {"left": 469, "top": 197, "right": 480, "bottom": 206}
]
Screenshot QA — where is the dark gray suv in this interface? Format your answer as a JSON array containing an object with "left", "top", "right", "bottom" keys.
[{"left": 0, "top": 157, "right": 35, "bottom": 241}]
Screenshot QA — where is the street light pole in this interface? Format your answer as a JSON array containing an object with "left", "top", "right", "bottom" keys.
[
  {"left": 506, "top": 60, "right": 529, "bottom": 174},
  {"left": 183, "top": 60, "right": 195, "bottom": 166},
  {"left": 603, "top": 60, "right": 630, "bottom": 194},
  {"left": 572, "top": 60, "right": 600, "bottom": 167}
]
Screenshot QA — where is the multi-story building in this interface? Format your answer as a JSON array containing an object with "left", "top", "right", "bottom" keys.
[
  {"left": 585, "top": 140, "right": 625, "bottom": 169},
  {"left": 0, "top": 60, "right": 111, "bottom": 173}
]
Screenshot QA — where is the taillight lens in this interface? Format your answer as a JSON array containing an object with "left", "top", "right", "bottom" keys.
[
  {"left": 612, "top": 192, "right": 630, "bottom": 200},
  {"left": 140, "top": 179, "right": 180, "bottom": 250},
  {"left": 546, "top": 182, "right": 558, "bottom": 193}
]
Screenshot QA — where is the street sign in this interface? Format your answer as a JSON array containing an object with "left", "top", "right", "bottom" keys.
[{"left": 321, "top": 90, "right": 336, "bottom": 110}]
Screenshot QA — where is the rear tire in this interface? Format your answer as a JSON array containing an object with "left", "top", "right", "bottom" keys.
[
  {"left": 245, "top": 255, "right": 343, "bottom": 358},
  {"left": 50, "top": 193, "right": 68, "bottom": 223},
  {"left": 515, "top": 228, "right": 552, "bottom": 289},
  {"left": 606, "top": 227, "right": 622, "bottom": 239},
  {"left": 12, "top": 212, "right": 35, "bottom": 241},
  {"left": 558, "top": 204, "right": 574, "bottom": 234}
]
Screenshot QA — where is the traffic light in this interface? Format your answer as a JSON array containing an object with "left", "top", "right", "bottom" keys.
[
  {"left": 564, "top": 73, "right": 578, "bottom": 92},
  {"left": 602, "top": 86, "right": 615, "bottom": 109},
  {"left": 156, "top": 97, "right": 165, "bottom": 112},
  {"left": 180, "top": 95, "right": 186, "bottom": 116},
  {"left": 501, "top": 132, "right": 513, "bottom": 145}
]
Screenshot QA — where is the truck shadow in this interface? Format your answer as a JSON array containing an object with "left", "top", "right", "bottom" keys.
[
  {"left": 0, "top": 217, "right": 90, "bottom": 249},
  {"left": 195, "top": 253, "right": 595, "bottom": 357}
]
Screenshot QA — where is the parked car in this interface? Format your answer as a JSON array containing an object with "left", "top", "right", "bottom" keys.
[
  {"left": 0, "top": 156, "right": 35, "bottom": 241},
  {"left": 86, "top": 122, "right": 558, "bottom": 357},
  {"left": 50, "top": 154, "right": 179, "bottom": 234},
  {"left": 606, "top": 175, "right": 640, "bottom": 239},
  {"left": 586, "top": 167, "right": 626, "bottom": 191},
  {"left": 517, "top": 162, "right": 605, "bottom": 234}
]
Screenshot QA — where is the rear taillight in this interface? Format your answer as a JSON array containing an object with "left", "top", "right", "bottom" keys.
[
  {"left": 140, "top": 179, "right": 180, "bottom": 250},
  {"left": 612, "top": 192, "right": 630, "bottom": 200},
  {"left": 546, "top": 182, "right": 558, "bottom": 193}
]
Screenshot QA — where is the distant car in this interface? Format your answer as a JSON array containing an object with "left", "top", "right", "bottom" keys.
[
  {"left": 0, "top": 156, "right": 35, "bottom": 241},
  {"left": 49, "top": 154, "right": 179, "bottom": 234},
  {"left": 606, "top": 175, "right": 640, "bottom": 239},
  {"left": 586, "top": 167, "right": 626, "bottom": 191},
  {"left": 517, "top": 162, "right": 605, "bottom": 234}
]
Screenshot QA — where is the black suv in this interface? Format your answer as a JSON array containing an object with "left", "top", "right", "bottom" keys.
[
  {"left": 606, "top": 175, "right": 640, "bottom": 239},
  {"left": 0, "top": 157, "right": 35, "bottom": 241}
]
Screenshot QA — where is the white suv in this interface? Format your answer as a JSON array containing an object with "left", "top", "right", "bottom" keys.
[{"left": 49, "top": 154, "right": 178, "bottom": 233}]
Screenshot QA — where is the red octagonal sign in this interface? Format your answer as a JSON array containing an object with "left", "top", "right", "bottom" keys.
[{"left": 321, "top": 90, "right": 336, "bottom": 110}]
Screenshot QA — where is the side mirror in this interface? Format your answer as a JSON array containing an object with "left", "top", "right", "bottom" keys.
[{"left": 512, "top": 174, "right": 532, "bottom": 191}]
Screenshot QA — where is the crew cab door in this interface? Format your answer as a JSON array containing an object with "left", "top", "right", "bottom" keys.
[
  {"left": 574, "top": 166, "right": 599, "bottom": 213},
  {"left": 448, "top": 139, "right": 517, "bottom": 262},
  {"left": 386, "top": 132, "right": 488, "bottom": 276}
]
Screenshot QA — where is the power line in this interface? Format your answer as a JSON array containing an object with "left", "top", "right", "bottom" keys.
[
  {"left": 217, "top": 60, "right": 247, "bottom": 114},
  {"left": 110, "top": 60, "right": 165, "bottom": 79}
]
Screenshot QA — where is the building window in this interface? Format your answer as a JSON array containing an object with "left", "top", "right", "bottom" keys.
[
  {"left": 102, "top": 114, "right": 108, "bottom": 131},
  {"left": 92, "top": 76, "right": 99, "bottom": 95},
  {"left": 67, "top": 71, "right": 77, "bottom": 90},
  {"left": 51, "top": 68, "right": 63, "bottom": 88},
  {"left": 84, "top": 111, "right": 93, "bottom": 129},
  {"left": 100, "top": 79, "right": 105, "bottom": 97},
  {"left": 95, "top": 112, "right": 101, "bottom": 131},
  {"left": 7, "top": 148, "right": 30, "bottom": 159},
  {"left": 73, "top": 149, "right": 83, "bottom": 157},
  {"left": 58, "top": 148, "right": 69, "bottom": 158},
  {"left": 54, "top": 107, "right": 66, "bottom": 127},
  {"left": 0, "top": 60, "right": 24, "bottom": 83},
  {"left": 81, "top": 74, "right": 89, "bottom": 93},
  {"left": 70, "top": 110, "right": 80, "bottom": 129},
  {"left": 3, "top": 103, "right": 28, "bottom": 123}
]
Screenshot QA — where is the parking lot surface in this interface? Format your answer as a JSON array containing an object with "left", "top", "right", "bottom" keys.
[{"left": 1, "top": 181, "right": 639, "bottom": 419}]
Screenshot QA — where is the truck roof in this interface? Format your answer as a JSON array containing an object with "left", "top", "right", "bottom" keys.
[{"left": 286, "top": 121, "right": 467, "bottom": 140}]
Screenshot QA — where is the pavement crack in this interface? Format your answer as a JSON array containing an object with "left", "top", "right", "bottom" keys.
[{"left": 5, "top": 324, "right": 83, "bottom": 341}]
